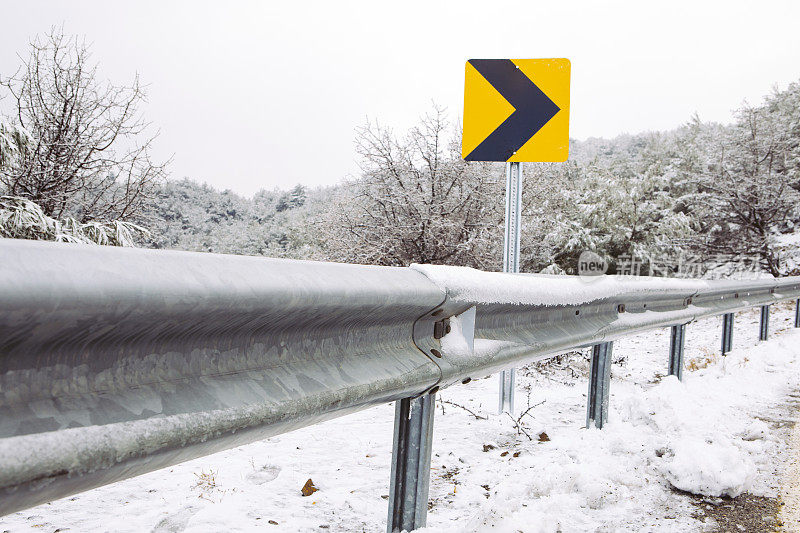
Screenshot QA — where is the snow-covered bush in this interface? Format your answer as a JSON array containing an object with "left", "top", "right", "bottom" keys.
[
  {"left": 0, "top": 122, "right": 31, "bottom": 172},
  {"left": 0, "top": 195, "right": 148, "bottom": 246}
]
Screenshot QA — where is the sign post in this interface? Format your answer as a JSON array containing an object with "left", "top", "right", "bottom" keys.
[
  {"left": 499, "top": 161, "right": 522, "bottom": 413},
  {"left": 462, "top": 58, "right": 570, "bottom": 414}
]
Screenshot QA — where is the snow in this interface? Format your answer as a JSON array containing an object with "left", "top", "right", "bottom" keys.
[
  {"left": 661, "top": 437, "right": 755, "bottom": 497},
  {"left": 411, "top": 264, "right": 710, "bottom": 306},
  {"left": 618, "top": 377, "right": 756, "bottom": 498},
  {"left": 777, "top": 232, "right": 800, "bottom": 246},
  {"left": 1, "top": 303, "right": 799, "bottom": 532},
  {"left": 439, "top": 306, "right": 475, "bottom": 357}
]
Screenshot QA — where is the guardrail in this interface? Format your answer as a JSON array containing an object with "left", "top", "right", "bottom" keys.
[{"left": 2, "top": 238, "right": 800, "bottom": 532}]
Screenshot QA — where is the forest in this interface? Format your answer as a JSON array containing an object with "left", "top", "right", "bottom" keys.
[{"left": 2, "top": 30, "right": 799, "bottom": 277}]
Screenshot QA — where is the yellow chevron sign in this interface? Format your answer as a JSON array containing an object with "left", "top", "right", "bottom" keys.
[{"left": 462, "top": 58, "right": 571, "bottom": 162}]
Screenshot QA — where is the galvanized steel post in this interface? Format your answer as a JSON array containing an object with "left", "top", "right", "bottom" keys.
[
  {"left": 668, "top": 324, "right": 686, "bottom": 381},
  {"left": 499, "top": 161, "right": 523, "bottom": 415},
  {"left": 498, "top": 368, "right": 516, "bottom": 415},
  {"left": 387, "top": 393, "right": 436, "bottom": 533},
  {"left": 586, "top": 342, "right": 613, "bottom": 429},
  {"left": 759, "top": 305, "right": 770, "bottom": 341},
  {"left": 796, "top": 299, "right": 800, "bottom": 328},
  {"left": 721, "top": 312, "right": 734, "bottom": 354}
]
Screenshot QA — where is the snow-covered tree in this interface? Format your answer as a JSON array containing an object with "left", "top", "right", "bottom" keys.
[
  {"left": 317, "top": 106, "right": 504, "bottom": 267},
  {"left": 276, "top": 185, "right": 307, "bottom": 212},
  {"left": 147, "top": 178, "right": 323, "bottom": 258},
  {"left": 526, "top": 133, "right": 694, "bottom": 275},
  {"left": 0, "top": 29, "right": 167, "bottom": 223},
  {"left": 683, "top": 96, "right": 800, "bottom": 275}
]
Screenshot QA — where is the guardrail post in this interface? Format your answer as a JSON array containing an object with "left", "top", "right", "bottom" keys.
[
  {"left": 668, "top": 324, "right": 686, "bottom": 380},
  {"left": 759, "top": 305, "right": 770, "bottom": 341},
  {"left": 721, "top": 312, "right": 734, "bottom": 355},
  {"left": 586, "top": 342, "right": 613, "bottom": 429},
  {"left": 796, "top": 299, "right": 800, "bottom": 328},
  {"left": 387, "top": 393, "right": 436, "bottom": 533},
  {"left": 498, "top": 368, "right": 516, "bottom": 415}
]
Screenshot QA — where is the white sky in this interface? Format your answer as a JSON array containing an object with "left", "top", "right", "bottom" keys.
[{"left": 2, "top": 0, "right": 799, "bottom": 196}]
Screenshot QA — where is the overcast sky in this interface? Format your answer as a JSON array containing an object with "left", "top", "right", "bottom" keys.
[{"left": 2, "top": 1, "right": 800, "bottom": 196}]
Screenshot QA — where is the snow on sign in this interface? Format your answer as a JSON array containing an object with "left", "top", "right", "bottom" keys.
[{"left": 462, "top": 58, "right": 571, "bottom": 162}]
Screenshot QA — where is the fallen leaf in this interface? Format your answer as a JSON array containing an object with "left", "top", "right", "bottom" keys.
[
  {"left": 538, "top": 432, "right": 550, "bottom": 442},
  {"left": 301, "top": 479, "right": 319, "bottom": 497}
]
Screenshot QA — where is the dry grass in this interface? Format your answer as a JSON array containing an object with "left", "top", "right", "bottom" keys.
[
  {"left": 686, "top": 346, "right": 720, "bottom": 372},
  {"left": 192, "top": 469, "right": 219, "bottom": 501}
]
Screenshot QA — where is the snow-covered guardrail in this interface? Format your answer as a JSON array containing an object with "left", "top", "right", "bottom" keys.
[{"left": 1, "top": 238, "right": 800, "bottom": 532}]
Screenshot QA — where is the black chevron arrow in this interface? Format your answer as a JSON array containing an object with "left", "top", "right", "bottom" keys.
[{"left": 464, "top": 59, "right": 561, "bottom": 162}]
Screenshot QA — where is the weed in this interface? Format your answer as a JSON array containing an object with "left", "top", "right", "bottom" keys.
[
  {"left": 505, "top": 389, "right": 546, "bottom": 441},
  {"left": 192, "top": 469, "right": 220, "bottom": 501}
]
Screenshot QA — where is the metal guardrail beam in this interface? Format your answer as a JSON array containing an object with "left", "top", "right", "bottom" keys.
[
  {"left": 0, "top": 240, "right": 445, "bottom": 516},
  {"left": 411, "top": 265, "right": 799, "bottom": 388},
  {"left": 2, "top": 239, "right": 800, "bottom": 522}
]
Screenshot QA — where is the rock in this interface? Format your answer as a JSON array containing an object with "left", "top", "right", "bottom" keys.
[
  {"left": 538, "top": 432, "right": 550, "bottom": 442},
  {"left": 482, "top": 444, "right": 495, "bottom": 452},
  {"left": 301, "top": 479, "right": 319, "bottom": 497}
]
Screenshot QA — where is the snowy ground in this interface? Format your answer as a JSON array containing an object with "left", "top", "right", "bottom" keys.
[{"left": 2, "top": 302, "right": 800, "bottom": 533}]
